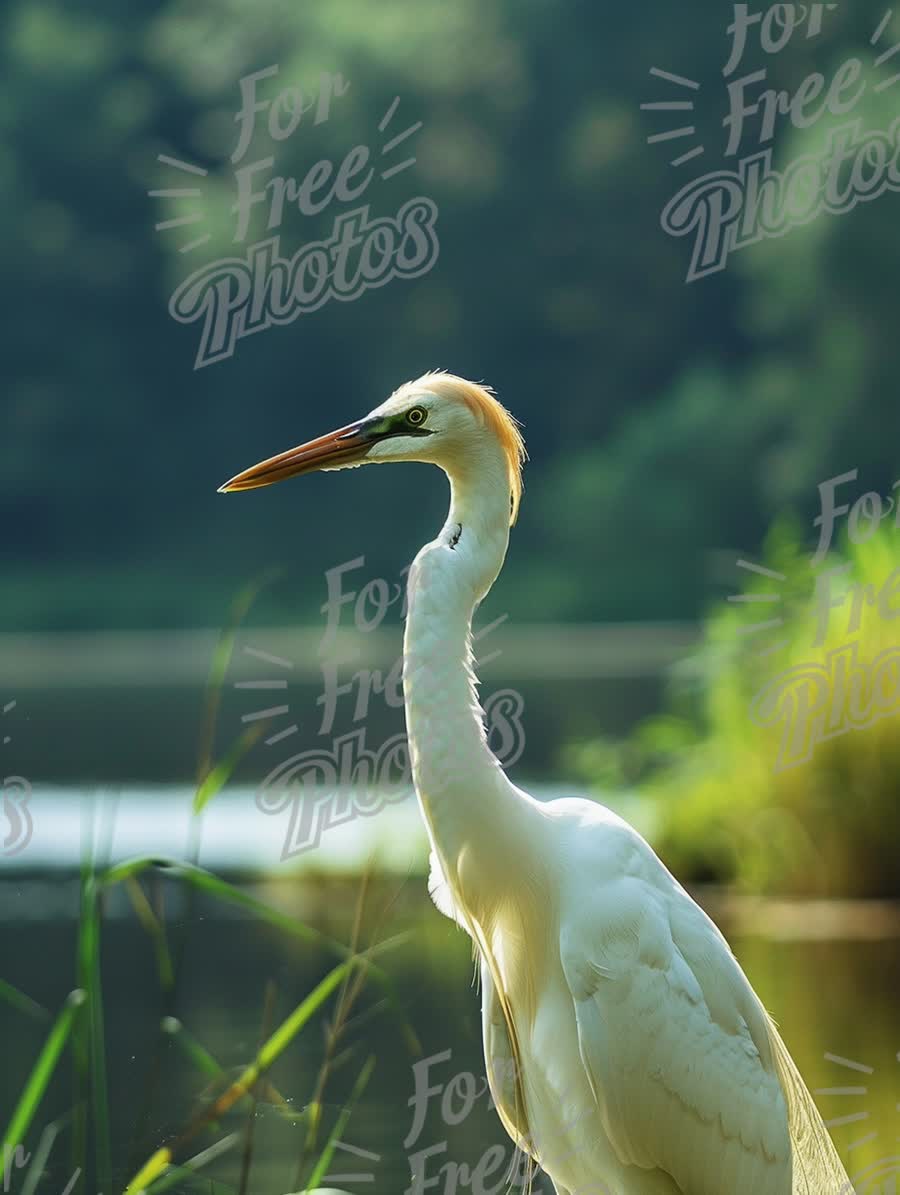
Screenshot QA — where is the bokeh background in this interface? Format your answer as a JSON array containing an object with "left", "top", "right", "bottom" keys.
[{"left": 1, "top": 2, "right": 898, "bottom": 1192}]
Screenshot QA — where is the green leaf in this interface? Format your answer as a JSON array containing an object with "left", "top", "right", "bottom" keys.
[
  {"left": 101, "top": 857, "right": 336, "bottom": 951},
  {"left": 144, "top": 1133, "right": 241, "bottom": 1195},
  {"left": 2, "top": 990, "right": 85, "bottom": 1153},
  {"left": 302, "top": 1055, "right": 375, "bottom": 1193},
  {"left": 194, "top": 723, "right": 267, "bottom": 814},
  {"left": 76, "top": 862, "right": 111, "bottom": 1195},
  {"left": 161, "top": 1016, "right": 224, "bottom": 1081},
  {"left": 256, "top": 962, "right": 351, "bottom": 1074},
  {"left": 125, "top": 962, "right": 354, "bottom": 1195},
  {"left": 195, "top": 568, "right": 282, "bottom": 786},
  {"left": 99, "top": 857, "right": 415, "bottom": 1054},
  {"left": 124, "top": 877, "right": 175, "bottom": 992},
  {"left": 161, "top": 1017, "right": 299, "bottom": 1123},
  {"left": 0, "top": 979, "right": 48, "bottom": 1022}
]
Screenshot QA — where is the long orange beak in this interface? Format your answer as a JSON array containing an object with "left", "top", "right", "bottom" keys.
[{"left": 218, "top": 421, "right": 373, "bottom": 493}]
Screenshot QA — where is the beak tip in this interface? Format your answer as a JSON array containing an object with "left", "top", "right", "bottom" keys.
[{"left": 217, "top": 420, "right": 368, "bottom": 497}]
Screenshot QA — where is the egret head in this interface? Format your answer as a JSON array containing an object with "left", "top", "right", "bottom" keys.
[{"left": 218, "top": 371, "right": 526, "bottom": 524}]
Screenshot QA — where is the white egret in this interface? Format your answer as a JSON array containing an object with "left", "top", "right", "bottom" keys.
[{"left": 220, "top": 373, "right": 851, "bottom": 1195}]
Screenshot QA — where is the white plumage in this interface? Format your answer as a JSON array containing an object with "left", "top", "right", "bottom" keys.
[{"left": 221, "top": 371, "right": 852, "bottom": 1195}]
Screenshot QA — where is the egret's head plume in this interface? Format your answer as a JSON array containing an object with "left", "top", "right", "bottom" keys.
[
  {"left": 218, "top": 370, "right": 527, "bottom": 525},
  {"left": 370, "top": 371, "right": 526, "bottom": 525}
]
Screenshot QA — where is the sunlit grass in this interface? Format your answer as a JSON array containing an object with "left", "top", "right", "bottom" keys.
[
  {"left": 2, "top": 852, "right": 402, "bottom": 1194},
  {"left": 0, "top": 573, "right": 408, "bottom": 1194},
  {"left": 616, "top": 520, "right": 900, "bottom": 896}
]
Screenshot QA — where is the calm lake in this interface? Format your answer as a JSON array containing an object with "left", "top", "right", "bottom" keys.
[{"left": 1, "top": 787, "right": 897, "bottom": 1194}]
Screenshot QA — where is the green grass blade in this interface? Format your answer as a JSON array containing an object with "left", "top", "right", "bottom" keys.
[
  {"left": 161, "top": 1017, "right": 299, "bottom": 1124},
  {"left": 194, "top": 724, "right": 267, "bottom": 815},
  {"left": 124, "top": 877, "right": 174, "bottom": 992},
  {"left": 125, "top": 962, "right": 354, "bottom": 1195},
  {"left": 98, "top": 855, "right": 159, "bottom": 886},
  {"left": 20, "top": 1120, "right": 62, "bottom": 1195},
  {"left": 161, "top": 1016, "right": 224, "bottom": 1080},
  {"left": 173, "top": 864, "right": 328, "bottom": 947},
  {"left": 145, "top": 1134, "right": 240, "bottom": 1195},
  {"left": 255, "top": 961, "right": 351, "bottom": 1075},
  {"left": 196, "top": 569, "right": 281, "bottom": 786},
  {"left": 77, "top": 855, "right": 112, "bottom": 1195},
  {"left": 0, "top": 979, "right": 48, "bottom": 1022},
  {"left": 99, "top": 858, "right": 415, "bottom": 1056},
  {"left": 2, "top": 990, "right": 85, "bottom": 1152},
  {"left": 302, "top": 1055, "right": 375, "bottom": 1193},
  {"left": 100, "top": 856, "right": 406, "bottom": 963},
  {"left": 72, "top": 813, "right": 94, "bottom": 1180},
  {"left": 102, "top": 857, "right": 338, "bottom": 951}
]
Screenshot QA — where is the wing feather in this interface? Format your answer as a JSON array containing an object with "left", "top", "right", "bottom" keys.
[
  {"left": 482, "top": 958, "right": 529, "bottom": 1146},
  {"left": 768, "top": 1022, "right": 855, "bottom": 1195},
  {"left": 560, "top": 868, "right": 851, "bottom": 1195}
]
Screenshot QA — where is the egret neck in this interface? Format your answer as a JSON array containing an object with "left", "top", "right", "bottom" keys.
[{"left": 402, "top": 443, "right": 542, "bottom": 923}]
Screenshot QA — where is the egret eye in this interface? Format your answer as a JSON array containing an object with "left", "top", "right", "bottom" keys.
[{"left": 406, "top": 406, "right": 427, "bottom": 427}]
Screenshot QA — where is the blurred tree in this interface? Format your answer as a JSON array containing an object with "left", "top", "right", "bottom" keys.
[{"left": 1, "top": 0, "right": 898, "bottom": 628}]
